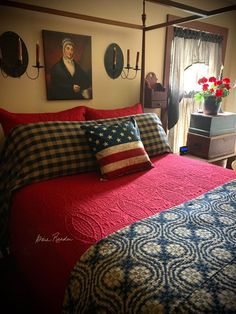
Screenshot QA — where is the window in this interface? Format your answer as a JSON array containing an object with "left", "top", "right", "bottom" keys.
[
  {"left": 184, "top": 63, "right": 209, "bottom": 98},
  {"left": 163, "top": 14, "right": 228, "bottom": 129}
]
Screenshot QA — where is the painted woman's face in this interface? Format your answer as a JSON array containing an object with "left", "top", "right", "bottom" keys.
[{"left": 63, "top": 44, "right": 74, "bottom": 59}]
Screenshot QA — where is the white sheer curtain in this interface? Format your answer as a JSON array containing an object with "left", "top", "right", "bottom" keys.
[
  {"left": 169, "top": 98, "right": 202, "bottom": 153},
  {"left": 168, "top": 29, "right": 222, "bottom": 153}
]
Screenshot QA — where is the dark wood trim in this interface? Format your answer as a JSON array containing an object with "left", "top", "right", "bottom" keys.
[
  {"left": 163, "top": 21, "right": 174, "bottom": 90},
  {"left": 0, "top": 0, "right": 143, "bottom": 30},
  {"left": 208, "top": 5, "right": 236, "bottom": 16},
  {"left": 145, "top": 15, "right": 201, "bottom": 31},
  {"left": 146, "top": 0, "right": 207, "bottom": 16},
  {"left": 145, "top": 5, "right": 235, "bottom": 32},
  {"left": 140, "top": 0, "right": 147, "bottom": 106},
  {"left": 140, "top": 28, "right": 146, "bottom": 106},
  {"left": 146, "top": 0, "right": 236, "bottom": 17}
]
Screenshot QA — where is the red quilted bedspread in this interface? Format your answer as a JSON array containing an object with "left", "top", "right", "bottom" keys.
[{"left": 9, "top": 153, "right": 236, "bottom": 313}]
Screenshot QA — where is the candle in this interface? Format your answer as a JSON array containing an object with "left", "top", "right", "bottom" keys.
[
  {"left": 36, "top": 41, "right": 40, "bottom": 66},
  {"left": 18, "top": 37, "right": 23, "bottom": 64},
  {"left": 220, "top": 64, "right": 224, "bottom": 80},
  {"left": 135, "top": 51, "right": 140, "bottom": 69},
  {"left": 127, "top": 49, "right": 130, "bottom": 68},
  {"left": 113, "top": 46, "right": 117, "bottom": 68}
]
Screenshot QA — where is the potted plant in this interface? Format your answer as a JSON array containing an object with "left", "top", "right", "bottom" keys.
[{"left": 194, "top": 76, "right": 232, "bottom": 115}]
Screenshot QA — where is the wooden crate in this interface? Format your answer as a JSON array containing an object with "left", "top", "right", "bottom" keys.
[
  {"left": 189, "top": 112, "right": 236, "bottom": 137},
  {"left": 187, "top": 132, "right": 236, "bottom": 159},
  {"left": 144, "top": 89, "right": 167, "bottom": 109}
]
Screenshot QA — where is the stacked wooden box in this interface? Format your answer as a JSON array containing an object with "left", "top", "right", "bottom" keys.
[{"left": 187, "top": 112, "right": 236, "bottom": 159}]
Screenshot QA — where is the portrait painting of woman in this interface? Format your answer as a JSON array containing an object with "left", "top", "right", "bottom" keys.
[{"left": 42, "top": 30, "right": 92, "bottom": 100}]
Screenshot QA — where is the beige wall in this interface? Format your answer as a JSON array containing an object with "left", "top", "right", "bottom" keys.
[{"left": 0, "top": 0, "right": 235, "bottom": 113}]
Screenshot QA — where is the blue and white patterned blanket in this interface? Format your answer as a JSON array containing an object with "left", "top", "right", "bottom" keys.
[{"left": 63, "top": 179, "right": 236, "bottom": 313}]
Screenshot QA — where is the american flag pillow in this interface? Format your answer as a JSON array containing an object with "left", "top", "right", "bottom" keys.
[{"left": 81, "top": 118, "right": 153, "bottom": 179}]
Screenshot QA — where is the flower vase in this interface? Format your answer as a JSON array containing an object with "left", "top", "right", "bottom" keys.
[{"left": 203, "top": 96, "right": 221, "bottom": 115}]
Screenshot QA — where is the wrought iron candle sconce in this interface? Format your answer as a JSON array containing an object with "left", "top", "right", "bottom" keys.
[
  {"left": 0, "top": 31, "right": 44, "bottom": 80},
  {"left": 121, "top": 49, "right": 141, "bottom": 80},
  {"left": 26, "top": 41, "right": 44, "bottom": 80},
  {"left": 104, "top": 43, "right": 140, "bottom": 80}
]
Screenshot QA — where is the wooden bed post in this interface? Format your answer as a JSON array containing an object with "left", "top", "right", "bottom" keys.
[{"left": 140, "top": 0, "right": 146, "bottom": 107}]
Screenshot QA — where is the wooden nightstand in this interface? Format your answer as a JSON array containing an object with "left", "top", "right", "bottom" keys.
[
  {"left": 180, "top": 152, "right": 236, "bottom": 168},
  {"left": 186, "top": 112, "right": 236, "bottom": 166}
]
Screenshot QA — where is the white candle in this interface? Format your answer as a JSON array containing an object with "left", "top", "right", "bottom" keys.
[
  {"left": 135, "top": 51, "right": 140, "bottom": 69},
  {"left": 36, "top": 41, "right": 40, "bottom": 65},
  {"left": 220, "top": 65, "right": 224, "bottom": 80},
  {"left": 127, "top": 49, "right": 130, "bottom": 67},
  {"left": 113, "top": 46, "right": 117, "bottom": 67},
  {"left": 18, "top": 37, "right": 23, "bottom": 63}
]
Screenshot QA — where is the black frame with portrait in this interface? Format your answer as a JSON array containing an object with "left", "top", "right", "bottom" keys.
[{"left": 42, "top": 30, "right": 92, "bottom": 100}]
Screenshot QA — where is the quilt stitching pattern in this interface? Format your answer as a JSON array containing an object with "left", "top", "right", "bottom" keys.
[
  {"left": 0, "top": 113, "right": 170, "bottom": 251},
  {"left": 63, "top": 179, "right": 236, "bottom": 314}
]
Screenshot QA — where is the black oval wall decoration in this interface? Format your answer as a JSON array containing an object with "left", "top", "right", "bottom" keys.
[
  {"left": 104, "top": 43, "right": 124, "bottom": 79},
  {"left": 0, "top": 31, "right": 29, "bottom": 78}
]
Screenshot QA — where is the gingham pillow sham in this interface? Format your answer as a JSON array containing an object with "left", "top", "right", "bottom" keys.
[
  {"left": 0, "top": 112, "right": 170, "bottom": 252},
  {"left": 2, "top": 112, "right": 171, "bottom": 184}
]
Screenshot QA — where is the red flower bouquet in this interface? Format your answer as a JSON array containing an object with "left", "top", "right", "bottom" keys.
[{"left": 194, "top": 76, "right": 232, "bottom": 102}]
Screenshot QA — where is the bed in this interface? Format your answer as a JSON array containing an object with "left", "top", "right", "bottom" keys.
[{"left": 0, "top": 107, "right": 236, "bottom": 313}]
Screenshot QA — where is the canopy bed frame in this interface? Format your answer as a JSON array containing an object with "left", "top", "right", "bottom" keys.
[{"left": 1, "top": 0, "right": 236, "bottom": 128}]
